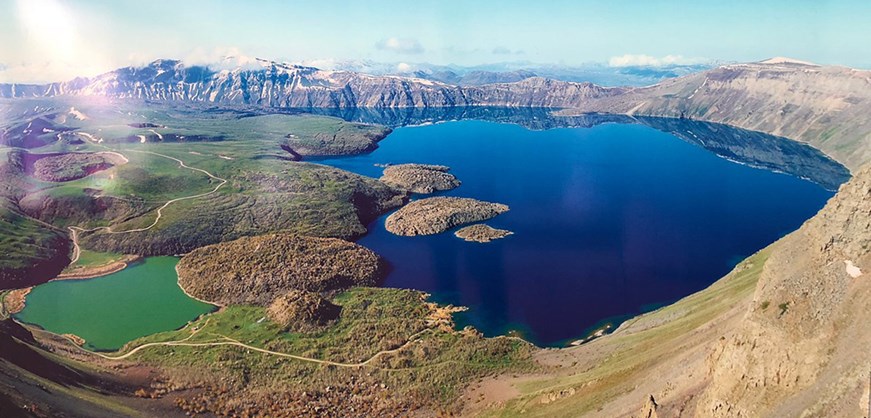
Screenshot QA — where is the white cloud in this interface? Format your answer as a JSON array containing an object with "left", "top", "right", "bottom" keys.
[
  {"left": 608, "top": 54, "right": 707, "bottom": 67},
  {"left": 491, "top": 47, "right": 525, "bottom": 56},
  {"left": 396, "top": 62, "right": 413, "bottom": 72},
  {"left": 183, "top": 47, "right": 263, "bottom": 71},
  {"left": 375, "top": 37, "right": 425, "bottom": 54}
]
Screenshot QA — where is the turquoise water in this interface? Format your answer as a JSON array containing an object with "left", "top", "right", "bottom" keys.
[
  {"left": 15, "top": 257, "right": 214, "bottom": 351},
  {"left": 320, "top": 119, "right": 840, "bottom": 346}
]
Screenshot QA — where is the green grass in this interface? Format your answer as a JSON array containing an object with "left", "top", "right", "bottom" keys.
[
  {"left": 66, "top": 249, "right": 123, "bottom": 269},
  {"left": 121, "top": 287, "right": 535, "bottom": 414},
  {"left": 1, "top": 99, "right": 403, "bottom": 268}
]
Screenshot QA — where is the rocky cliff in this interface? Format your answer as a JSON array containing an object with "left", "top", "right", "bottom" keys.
[{"left": 700, "top": 163, "right": 870, "bottom": 417}]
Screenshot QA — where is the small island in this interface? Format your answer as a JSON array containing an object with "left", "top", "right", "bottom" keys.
[
  {"left": 454, "top": 224, "right": 514, "bottom": 243},
  {"left": 385, "top": 197, "right": 509, "bottom": 236},
  {"left": 379, "top": 163, "right": 461, "bottom": 194}
]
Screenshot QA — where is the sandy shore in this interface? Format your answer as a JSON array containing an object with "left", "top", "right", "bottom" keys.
[{"left": 56, "top": 255, "right": 142, "bottom": 280}]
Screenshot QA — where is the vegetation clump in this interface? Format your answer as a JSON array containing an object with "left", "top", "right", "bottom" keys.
[
  {"left": 266, "top": 290, "right": 341, "bottom": 332},
  {"left": 177, "top": 234, "right": 387, "bottom": 305},
  {"left": 454, "top": 223, "right": 513, "bottom": 243},
  {"left": 126, "top": 288, "right": 536, "bottom": 416},
  {"left": 29, "top": 153, "right": 115, "bottom": 182}
]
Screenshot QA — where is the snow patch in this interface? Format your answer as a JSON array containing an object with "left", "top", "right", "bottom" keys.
[
  {"left": 68, "top": 107, "right": 89, "bottom": 120},
  {"left": 844, "top": 260, "right": 862, "bottom": 278},
  {"left": 759, "top": 57, "right": 818, "bottom": 66}
]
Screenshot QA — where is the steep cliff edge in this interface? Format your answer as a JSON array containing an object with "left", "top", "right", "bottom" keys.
[
  {"left": 474, "top": 164, "right": 870, "bottom": 417},
  {"left": 701, "top": 163, "right": 870, "bottom": 417}
]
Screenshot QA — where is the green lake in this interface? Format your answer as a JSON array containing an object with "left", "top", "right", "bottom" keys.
[{"left": 15, "top": 256, "right": 215, "bottom": 351}]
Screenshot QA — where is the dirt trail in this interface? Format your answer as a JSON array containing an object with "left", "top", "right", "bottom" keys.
[
  {"left": 76, "top": 320, "right": 433, "bottom": 369},
  {"left": 66, "top": 146, "right": 228, "bottom": 264}
]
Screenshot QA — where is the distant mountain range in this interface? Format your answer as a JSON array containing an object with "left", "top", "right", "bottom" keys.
[
  {"left": 0, "top": 58, "right": 628, "bottom": 108},
  {"left": 1, "top": 57, "right": 868, "bottom": 170},
  {"left": 295, "top": 59, "right": 714, "bottom": 86}
]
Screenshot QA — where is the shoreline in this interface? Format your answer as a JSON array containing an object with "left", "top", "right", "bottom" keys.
[
  {"left": 174, "top": 263, "right": 223, "bottom": 308},
  {"left": 55, "top": 255, "right": 143, "bottom": 281},
  {"left": 4, "top": 255, "right": 143, "bottom": 315}
]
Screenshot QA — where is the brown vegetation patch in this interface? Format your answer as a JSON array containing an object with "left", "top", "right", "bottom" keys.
[
  {"left": 380, "top": 163, "right": 461, "bottom": 194},
  {"left": 177, "top": 234, "right": 386, "bottom": 306},
  {"left": 29, "top": 153, "right": 116, "bottom": 182},
  {"left": 266, "top": 290, "right": 341, "bottom": 332},
  {"left": 454, "top": 223, "right": 514, "bottom": 243}
]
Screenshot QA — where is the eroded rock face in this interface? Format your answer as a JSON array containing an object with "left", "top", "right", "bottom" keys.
[
  {"left": 454, "top": 224, "right": 513, "bottom": 243},
  {"left": 701, "top": 164, "right": 871, "bottom": 417},
  {"left": 177, "top": 234, "right": 386, "bottom": 306},
  {"left": 380, "top": 164, "right": 461, "bottom": 194},
  {"left": 266, "top": 290, "right": 341, "bottom": 332},
  {"left": 385, "top": 197, "right": 509, "bottom": 236}
]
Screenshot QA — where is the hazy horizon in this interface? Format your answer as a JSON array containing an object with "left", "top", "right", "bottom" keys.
[{"left": 2, "top": 0, "right": 869, "bottom": 83}]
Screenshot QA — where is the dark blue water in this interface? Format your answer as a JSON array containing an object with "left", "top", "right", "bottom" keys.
[{"left": 318, "top": 120, "right": 835, "bottom": 346}]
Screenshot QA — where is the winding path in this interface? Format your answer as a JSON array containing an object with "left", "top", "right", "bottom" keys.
[
  {"left": 76, "top": 320, "right": 433, "bottom": 369},
  {"left": 66, "top": 147, "right": 228, "bottom": 264}
]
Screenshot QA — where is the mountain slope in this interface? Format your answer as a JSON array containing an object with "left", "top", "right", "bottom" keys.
[
  {"left": 560, "top": 60, "right": 871, "bottom": 170},
  {"left": 0, "top": 59, "right": 624, "bottom": 108}
]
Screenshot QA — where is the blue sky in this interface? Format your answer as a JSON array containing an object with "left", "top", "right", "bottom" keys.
[{"left": 1, "top": 0, "right": 869, "bottom": 82}]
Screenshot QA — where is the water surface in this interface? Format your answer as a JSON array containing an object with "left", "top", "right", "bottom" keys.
[
  {"left": 15, "top": 257, "right": 214, "bottom": 351},
  {"left": 320, "top": 119, "right": 839, "bottom": 346}
]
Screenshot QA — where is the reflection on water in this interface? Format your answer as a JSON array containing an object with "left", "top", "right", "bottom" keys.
[
  {"left": 307, "top": 107, "right": 850, "bottom": 190},
  {"left": 318, "top": 117, "right": 840, "bottom": 346}
]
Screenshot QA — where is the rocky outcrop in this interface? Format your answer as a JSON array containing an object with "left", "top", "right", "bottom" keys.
[
  {"left": 638, "top": 395, "right": 659, "bottom": 418},
  {"left": 379, "top": 164, "right": 461, "bottom": 194},
  {"left": 177, "top": 234, "right": 386, "bottom": 306},
  {"left": 454, "top": 224, "right": 513, "bottom": 243},
  {"left": 699, "top": 163, "right": 870, "bottom": 417},
  {"left": 385, "top": 197, "right": 509, "bottom": 236},
  {"left": 266, "top": 290, "right": 342, "bottom": 332}
]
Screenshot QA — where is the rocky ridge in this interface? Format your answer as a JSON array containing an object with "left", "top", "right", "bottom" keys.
[{"left": 0, "top": 59, "right": 623, "bottom": 109}]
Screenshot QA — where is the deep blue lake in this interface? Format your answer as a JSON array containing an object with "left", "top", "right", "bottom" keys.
[{"left": 318, "top": 118, "right": 841, "bottom": 346}]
